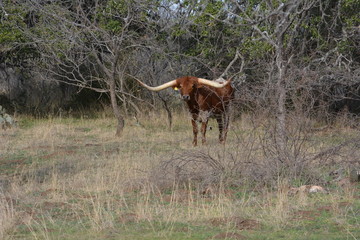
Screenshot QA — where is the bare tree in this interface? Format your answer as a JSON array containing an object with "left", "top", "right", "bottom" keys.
[
  {"left": 15, "top": 0, "right": 158, "bottom": 136},
  {"left": 225, "top": 0, "right": 318, "bottom": 164}
]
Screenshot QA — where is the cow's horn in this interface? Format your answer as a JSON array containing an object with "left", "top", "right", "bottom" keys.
[
  {"left": 135, "top": 79, "right": 177, "bottom": 91},
  {"left": 198, "top": 78, "right": 230, "bottom": 88}
]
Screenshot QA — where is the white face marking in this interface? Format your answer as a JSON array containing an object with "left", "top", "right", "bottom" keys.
[{"left": 198, "top": 110, "right": 211, "bottom": 122}]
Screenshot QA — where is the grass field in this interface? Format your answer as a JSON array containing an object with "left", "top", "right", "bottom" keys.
[{"left": 0, "top": 112, "right": 359, "bottom": 239}]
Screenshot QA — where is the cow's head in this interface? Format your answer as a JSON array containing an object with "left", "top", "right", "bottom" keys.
[
  {"left": 135, "top": 76, "right": 230, "bottom": 101},
  {"left": 174, "top": 77, "right": 198, "bottom": 101}
]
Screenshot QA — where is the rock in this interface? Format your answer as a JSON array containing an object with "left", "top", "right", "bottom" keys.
[
  {"left": 308, "top": 185, "right": 327, "bottom": 193},
  {"left": 288, "top": 185, "right": 327, "bottom": 195},
  {"left": 350, "top": 169, "right": 360, "bottom": 183}
]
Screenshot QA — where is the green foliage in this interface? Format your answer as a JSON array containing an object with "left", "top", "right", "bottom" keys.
[
  {"left": 0, "top": 3, "right": 37, "bottom": 63},
  {"left": 97, "top": 1, "right": 127, "bottom": 34},
  {"left": 0, "top": 4, "right": 26, "bottom": 44},
  {"left": 104, "top": 19, "right": 123, "bottom": 33},
  {"left": 241, "top": 38, "right": 273, "bottom": 60},
  {"left": 341, "top": 0, "right": 360, "bottom": 26},
  {"left": 17, "top": 117, "right": 36, "bottom": 129},
  {"left": 193, "top": 0, "right": 224, "bottom": 26},
  {"left": 171, "top": 24, "right": 187, "bottom": 38}
]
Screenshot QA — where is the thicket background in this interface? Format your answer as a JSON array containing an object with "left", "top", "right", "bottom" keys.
[{"left": 1, "top": 0, "right": 359, "bottom": 119}]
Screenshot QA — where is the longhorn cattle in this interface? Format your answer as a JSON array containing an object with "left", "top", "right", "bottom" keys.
[{"left": 135, "top": 76, "right": 234, "bottom": 146}]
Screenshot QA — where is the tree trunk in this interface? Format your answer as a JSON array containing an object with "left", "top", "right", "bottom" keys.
[
  {"left": 119, "top": 77, "right": 129, "bottom": 116},
  {"left": 275, "top": 35, "right": 288, "bottom": 164},
  {"left": 276, "top": 58, "right": 288, "bottom": 163},
  {"left": 109, "top": 77, "right": 124, "bottom": 137},
  {"left": 158, "top": 93, "right": 173, "bottom": 131}
]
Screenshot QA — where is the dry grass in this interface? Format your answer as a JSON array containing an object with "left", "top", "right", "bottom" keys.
[
  {"left": 0, "top": 111, "right": 359, "bottom": 239},
  {"left": 0, "top": 196, "right": 16, "bottom": 239}
]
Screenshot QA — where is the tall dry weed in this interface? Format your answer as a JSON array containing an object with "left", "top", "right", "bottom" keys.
[
  {"left": 0, "top": 195, "right": 17, "bottom": 239},
  {"left": 256, "top": 179, "right": 291, "bottom": 229}
]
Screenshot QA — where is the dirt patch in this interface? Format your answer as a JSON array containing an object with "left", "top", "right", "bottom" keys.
[
  {"left": 117, "top": 213, "right": 138, "bottom": 224},
  {"left": 210, "top": 232, "right": 246, "bottom": 239},
  {"left": 1, "top": 196, "right": 18, "bottom": 205},
  {"left": 338, "top": 201, "right": 352, "bottom": 207},
  {"left": 84, "top": 143, "right": 101, "bottom": 147},
  {"left": 70, "top": 192, "right": 97, "bottom": 199},
  {"left": 201, "top": 187, "right": 236, "bottom": 198},
  {"left": 209, "top": 217, "right": 259, "bottom": 230},
  {"left": 294, "top": 201, "right": 354, "bottom": 220},
  {"left": 42, "top": 201, "right": 67, "bottom": 209},
  {"left": 40, "top": 188, "right": 61, "bottom": 196},
  {"left": 75, "top": 127, "right": 92, "bottom": 132},
  {"left": 317, "top": 202, "right": 352, "bottom": 212},
  {"left": 40, "top": 150, "right": 76, "bottom": 160},
  {"left": 20, "top": 206, "right": 38, "bottom": 219},
  {"left": 161, "top": 189, "right": 194, "bottom": 203},
  {"left": 317, "top": 206, "right": 332, "bottom": 212},
  {"left": 0, "top": 158, "right": 26, "bottom": 166},
  {"left": 293, "top": 210, "right": 320, "bottom": 220},
  {"left": 0, "top": 179, "right": 11, "bottom": 191}
]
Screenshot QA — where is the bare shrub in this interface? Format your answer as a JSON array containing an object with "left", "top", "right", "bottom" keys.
[
  {"left": 230, "top": 61, "right": 360, "bottom": 187},
  {"left": 148, "top": 134, "right": 287, "bottom": 191},
  {"left": 147, "top": 101, "right": 360, "bottom": 191},
  {"left": 149, "top": 150, "right": 225, "bottom": 191}
]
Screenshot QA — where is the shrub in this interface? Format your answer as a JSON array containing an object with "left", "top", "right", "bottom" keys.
[{"left": 0, "top": 105, "right": 16, "bottom": 130}]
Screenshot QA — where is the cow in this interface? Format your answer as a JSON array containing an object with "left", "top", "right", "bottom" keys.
[{"left": 134, "top": 76, "right": 234, "bottom": 146}]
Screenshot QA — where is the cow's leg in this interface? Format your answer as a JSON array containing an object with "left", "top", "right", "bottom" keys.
[
  {"left": 222, "top": 112, "right": 230, "bottom": 143},
  {"left": 200, "top": 119, "right": 208, "bottom": 145},
  {"left": 199, "top": 110, "right": 210, "bottom": 145},
  {"left": 191, "top": 114, "right": 198, "bottom": 146},
  {"left": 216, "top": 115, "right": 225, "bottom": 143}
]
